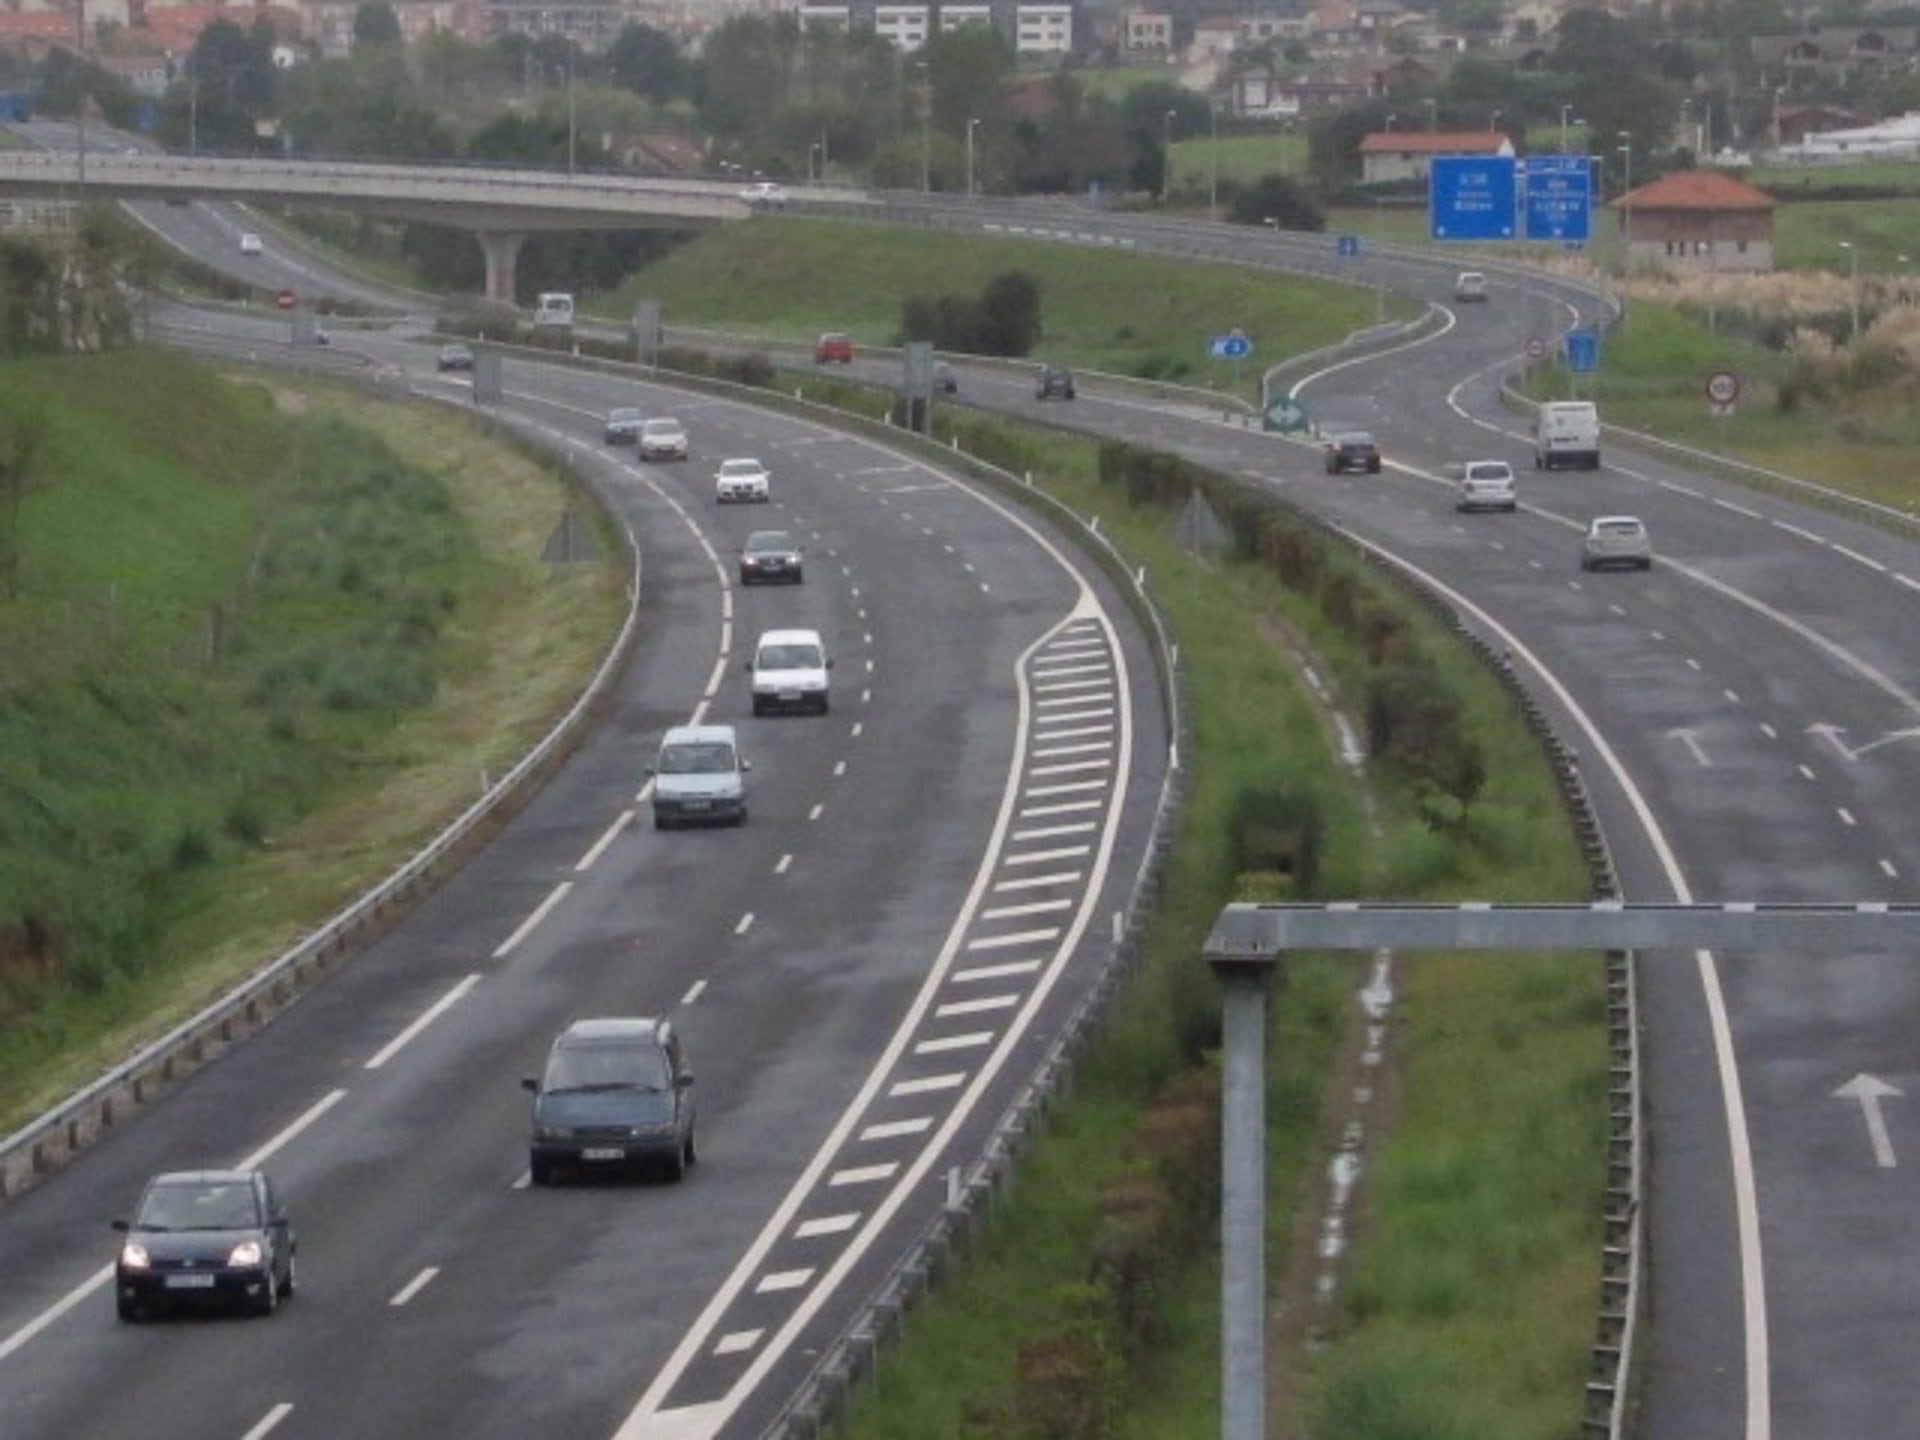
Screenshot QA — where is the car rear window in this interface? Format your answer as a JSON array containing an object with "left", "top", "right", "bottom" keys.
[{"left": 660, "top": 742, "right": 736, "bottom": 774}]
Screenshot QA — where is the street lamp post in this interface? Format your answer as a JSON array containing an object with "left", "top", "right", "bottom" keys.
[
  {"left": 1490, "top": 106, "right": 1504, "bottom": 134},
  {"left": 74, "top": 0, "right": 87, "bottom": 188},
  {"left": 565, "top": 52, "right": 577, "bottom": 176},
  {"left": 965, "top": 116, "right": 979, "bottom": 197},
  {"left": 808, "top": 141, "right": 821, "bottom": 184},
  {"left": 1616, "top": 138, "right": 1633, "bottom": 255},
  {"left": 1162, "top": 107, "right": 1177, "bottom": 202},
  {"left": 1384, "top": 111, "right": 1396, "bottom": 133},
  {"left": 1839, "top": 240, "right": 1860, "bottom": 342},
  {"left": 1560, "top": 103, "right": 1574, "bottom": 154},
  {"left": 1423, "top": 96, "right": 1437, "bottom": 132},
  {"left": 1208, "top": 98, "right": 1219, "bottom": 222}
]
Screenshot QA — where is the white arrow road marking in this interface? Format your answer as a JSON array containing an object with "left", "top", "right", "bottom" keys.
[
  {"left": 1669, "top": 728, "right": 1713, "bottom": 767},
  {"left": 1833, "top": 1074, "right": 1902, "bottom": 1169}
]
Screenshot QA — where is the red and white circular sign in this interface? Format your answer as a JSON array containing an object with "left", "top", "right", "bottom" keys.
[{"left": 274, "top": 289, "right": 297, "bottom": 311}]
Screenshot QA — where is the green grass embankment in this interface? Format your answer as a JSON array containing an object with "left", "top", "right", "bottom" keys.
[
  {"left": 0, "top": 353, "right": 623, "bottom": 1126},
  {"left": 597, "top": 217, "right": 1376, "bottom": 396},
  {"left": 814, "top": 394, "right": 1597, "bottom": 1439}
]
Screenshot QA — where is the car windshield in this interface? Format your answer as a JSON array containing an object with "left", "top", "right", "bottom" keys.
[
  {"left": 1338, "top": 434, "right": 1374, "bottom": 447},
  {"left": 644, "top": 420, "right": 681, "bottom": 435},
  {"left": 138, "top": 1180, "right": 261, "bottom": 1232},
  {"left": 610, "top": 409, "right": 643, "bottom": 424},
  {"left": 659, "top": 741, "right": 737, "bottom": 775},
  {"left": 720, "top": 461, "right": 763, "bottom": 476},
  {"left": 759, "top": 644, "right": 822, "bottom": 669},
  {"left": 1597, "top": 522, "right": 1643, "bottom": 538},
  {"left": 746, "top": 532, "right": 795, "bottom": 554},
  {"left": 545, "top": 1044, "right": 671, "bottom": 1093}
]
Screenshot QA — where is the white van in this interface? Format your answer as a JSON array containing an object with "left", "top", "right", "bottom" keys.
[
  {"left": 747, "top": 628, "right": 831, "bottom": 716},
  {"left": 1534, "top": 400, "right": 1601, "bottom": 471},
  {"left": 533, "top": 292, "right": 575, "bottom": 331},
  {"left": 647, "top": 724, "right": 748, "bottom": 828}
]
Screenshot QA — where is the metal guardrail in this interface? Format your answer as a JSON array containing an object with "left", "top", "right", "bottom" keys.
[{"left": 0, "top": 334, "right": 646, "bottom": 1201}]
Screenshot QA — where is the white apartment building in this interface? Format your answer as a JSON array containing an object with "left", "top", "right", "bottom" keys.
[{"left": 797, "top": 0, "right": 1075, "bottom": 54}]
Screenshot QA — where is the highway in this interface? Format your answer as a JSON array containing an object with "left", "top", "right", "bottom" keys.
[
  {"left": 0, "top": 297, "right": 1171, "bottom": 1439},
  {"left": 9, "top": 159, "right": 1920, "bottom": 1440}
]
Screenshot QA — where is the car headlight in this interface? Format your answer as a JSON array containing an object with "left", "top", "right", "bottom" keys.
[
  {"left": 120, "top": 1242, "right": 151, "bottom": 1270},
  {"left": 228, "top": 1240, "right": 265, "bottom": 1268}
]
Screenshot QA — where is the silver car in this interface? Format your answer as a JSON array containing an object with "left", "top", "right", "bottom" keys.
[
  {"left": 1456, "top": 459, "right": 1517, "bottom": 512},
  {"left": 1581, "top": 515, "right": 1652, "bottom": 571},
  {"left": 647, "top": 724, "right": 749, "bottom": 828},
  {"left": 715, "top": 458, "right": 771, "bottom": 504},
  {"left": 638, "top": 417, "right": 689, "bottom": 461}
]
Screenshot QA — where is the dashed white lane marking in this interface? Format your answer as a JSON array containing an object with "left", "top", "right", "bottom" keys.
[
  {"left": 1725, "top": 690, "right": 1741, "bottom": 705},
  {"left": 1882, "top": 859, "right": 1900, "bottom": 878},
  {"left": 683, "top": 980, "right": 708, "bottom": 1005},
  {"left": 715, "top": 1330, "right": 763, "bottom": 1357},
  {"left": 721, "top": 619, "right": 733, "bottom": 654},
  {"left": 915, "top": 1032, "right": 995, "bottom": 1055},
  {"left": 809, "top": 804, "right": 825, "bottom": 822},
  {"left": 775, "top": 854, "right": 794, "bottom": 875},
  {"left": 1651, "top": 630, "right": 1668, "bottom": 642},
  {"left": 690, "top": 701, "right": 710, "bottom": 728},
  {"left": 1715, "top": 498, "right": 1762, "bottom": 519},
  {"left": 829, "top": 1163, "right": 898, "bottom": 1187},
  {"left": 865, "top": 658, "right": 875, "bottom": 673},
  {"left": 850, "top": 722, "right": 863, "bottom": 738},
  {"left": 1798, "top": 765, "right": 1817, "bottom": 781},
  {"left": 240, "top": 1089, "right": 349, "bottom": 1171},
  {"left": 1760, "top": 724, "right": 1778, "bottom": 740},
  {"left": 364, "top": 974, "right": 481, "bottom": 1071},
  {"left": 635, "top": 778, "right": 656, "bottom": 805},
  {"left": 966, "top": 928, "right": 1060, "bottom": 950},
  {"left": 1773, "top": 519, "right": 1822, "bottom": 543},
  {"left": 576, "top": 810, "right": 634, "bottom": 871},
  {"left": 493, "top": 881, "right": 573, "bottom": 959},
  {"left": 936, "top": 994, "right": 1021, "bottom": 1017},
  {"left": 240, "top": 1404, "right": 295, "bottom": 1440},
  {"left": 861, "top": 689, "right": 872, "bottom": 704},
  {"left": 1687, "top": 658, "right": 1703, "bottom": 671},
  {"left": 1832, "top": 544, "right": 1887, "bottom": 572},
  {"left": 756, "top": 1270, "right": 814, "bottom": 1294},
  {"left": 795, "top": 1213, "right": 863, "bottom": 1237},
  {"left": 389, "top": 1268, "right": 440, "bottom": 1308},
  {"left": 1608, "top": 604, "right": 1627, "bottom": 617},
  {"left": 704, "top": 657, "right": 728, "bottom": 698},
  {"left": 1897, "top": 574, "right": 1920, "bottom": 594},
  {"left": 833, "top": 760, "right": 847, "bottom": 777},
  {"left": 1838, "top": 808, "right": 1857, "bottom": 827},
  {"left": 983, "top": 898, "right": 1075, "bottom": 919},
  {"left": 857, "top": 1118, "right": 932, "bottom": 1143},
  {"left": 953, "top": 959, "right": 1044, "bottom": 983},
  {"left": 1662, "top": 481, "right": 1705, "bottom": 498},
  {"left": 735, "top": 913, "right": 755, "bottom": 936},
  {"left": 889, "top": 1073, "right": 965, "bottom": 1097}
]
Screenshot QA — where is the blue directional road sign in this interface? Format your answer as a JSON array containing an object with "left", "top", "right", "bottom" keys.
[
  {"left": 1429, "top": 156, "right": 1518, "bottom": 241},
  {"left": 1209, "top": 333, "right": 1254, "bottom": 360},
  {"left": 1564, "top": 328, "right": 1601, "bottom": 374},
  {"left": 1523, "top": 156, "right": 1593, "bottom": 244},
  {"left": 1336, "top": 234, "right": 1360, "bottom": 258}
]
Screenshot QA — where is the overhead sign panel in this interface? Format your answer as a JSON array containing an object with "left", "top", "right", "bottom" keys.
[
  {"left": 1428, "top": 156, "right": 1517, "bottom": 242},
  {"left": 1523, "top": 155, "right": 1593, "bottom": 244}
]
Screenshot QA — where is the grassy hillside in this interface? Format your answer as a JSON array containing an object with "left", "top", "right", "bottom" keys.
[
  {"left": 0, "top": 353, "right": 623, "bottom": 1122},
  {"left": 596, "top": 217, "right": 1380, "bottom": 389}
]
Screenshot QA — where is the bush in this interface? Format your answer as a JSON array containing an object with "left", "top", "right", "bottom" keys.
[{"left": 899, "top": 270, "right": 1044, "bottom": 357}]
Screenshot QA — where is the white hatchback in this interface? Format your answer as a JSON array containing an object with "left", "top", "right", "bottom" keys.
[
  {"left": 639, "top": 418, "right": 689, "bottom": 461},
  {"left": 239, "top": 232, "right": 263, "bottom": 255},
  {"left": 715, "top": 458, "right": 771, "bottom": 504},
  {"left": 1581, "top": 516, "right": 1653, "bottom": 572},
  {"left": 1456, "top": 459, "right": 1517, "bottom": 513}
]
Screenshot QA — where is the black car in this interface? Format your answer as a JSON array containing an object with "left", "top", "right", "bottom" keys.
[
  {"left": 524, "top": 1017, "right": 697, "bottom": 1184},
  {"left": 113, "top": 1170, "right": 296, "bottom": 1320},
  {"left": 740, "top": 529, "right": 804, "bottom": 585},
  {"left": 1035, "top": 364, "right": 1075, "bottom": 401},
  {"left": 1323, "top": 430, "right": 1383, "bottom": 474},
  {"left": 436, "top": 343, "right": 475, "bottom": 373}
]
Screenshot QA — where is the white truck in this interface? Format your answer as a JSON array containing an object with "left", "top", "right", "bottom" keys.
[
  {"left": 532, "top": 292, "right": 575, "bottom": 333},
  {"left": 1534, "top": 400, "right": 1601, "bottom": 471}
]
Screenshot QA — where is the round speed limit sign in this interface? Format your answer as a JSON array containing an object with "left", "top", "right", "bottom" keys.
[
  {"left": 1525, "top": 336, "right": 1547, "bottom": 360},
  {"left": 1705, "top": 370, "right": 1742, "bottom": 406}
]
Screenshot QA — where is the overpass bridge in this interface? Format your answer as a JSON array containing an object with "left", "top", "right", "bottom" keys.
[{"left": 0, "top": 149, "right": 869, "bottom": 300}]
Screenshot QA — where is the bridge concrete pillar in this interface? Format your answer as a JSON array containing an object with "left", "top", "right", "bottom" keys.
[{"left": 476, "top": 231, "right": 527, "bottom": 305}]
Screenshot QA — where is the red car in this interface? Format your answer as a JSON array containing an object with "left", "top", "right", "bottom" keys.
[{"left": 814, "top": 332, "right": 854, "bottom": 364}]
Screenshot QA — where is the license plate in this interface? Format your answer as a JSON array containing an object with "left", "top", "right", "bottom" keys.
[
  {"left": 779, "top": 691, "right": 800, "bottom": 702},
  {"left": 582, "top": 1147, "right": 624, "bottom": 1161},
  {"left": 165, "top": 1274, "right": 217, "bottom": 1289},
  {"left": 682, "top": 800, "right": 710, "bottom": 812}
]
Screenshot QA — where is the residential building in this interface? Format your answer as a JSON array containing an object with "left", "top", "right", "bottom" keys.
[
  {"left": 1752, "top": 25, "right": 1920, "bottom": 89},
  {"left": 1123, "top": 7, "right": 1171, "bottom": 51},
  {"left": 1613, "top": 168, "right": 1775, "bottom": 271},
  {"left": 1779, "top": 110, "right": 1920, "bottom": 163},
  {"left": 796, "top": 0, "right": 1076, "bottom": 54},
  {"left": 1359, "top": 128, "right": 1511, "bottom": 184}
]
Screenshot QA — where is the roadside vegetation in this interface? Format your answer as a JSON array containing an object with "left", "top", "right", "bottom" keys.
[
  {"left": 746, "top": 387, "right": 1601, "bottom": 1438},
  {"left": 0, "top": 351, "right": 623, "bottom": 1127}
]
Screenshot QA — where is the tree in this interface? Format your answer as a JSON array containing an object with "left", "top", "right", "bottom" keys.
[
  {"left": 352, "top": 2, "right": 402, "bottom": 49},
  {"left": 0, "top": 408, "right": 50, "bottom": 603},
  {"left": 608, "top": 23, "right": 686, "bottom": 103},
  {"left": 1228, "top": 174, "right": 1325, "bottom": 231},
  {"left": 978, "top": 271, "right": 1041, "bottom": 355}
]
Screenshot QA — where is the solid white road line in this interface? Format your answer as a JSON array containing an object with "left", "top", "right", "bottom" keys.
[
  {"left": 388, "top": 1267, "right": 440, "bottom": 1308},
  {"left": 364, "top": 974, "right": 481, "bottom": 1071},
  {"left": 492, "top": 881, "right": 574, "bottom": 959}
]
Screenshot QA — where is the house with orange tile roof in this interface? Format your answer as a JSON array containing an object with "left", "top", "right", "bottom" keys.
[
  {"left": 1359, "top": 128, "right": 1512, "bottom": 184},
  {"left": 1612, "top": 168, "right": 1776, "bottom": 272}
]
